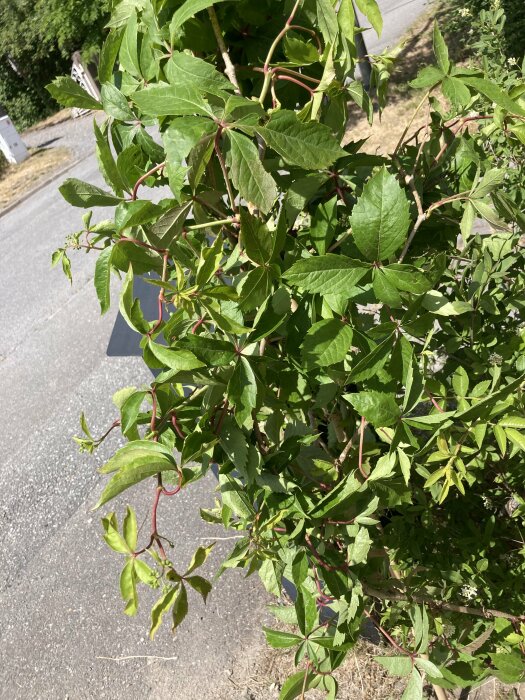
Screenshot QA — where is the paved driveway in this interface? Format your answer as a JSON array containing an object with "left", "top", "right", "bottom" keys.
[{"left": 0, "top": 154, "right": 270, "bottom": 699}]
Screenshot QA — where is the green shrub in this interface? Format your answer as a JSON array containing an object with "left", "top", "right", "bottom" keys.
[{"left": 49, "top": 2, "right": 525, "bottom": 697}]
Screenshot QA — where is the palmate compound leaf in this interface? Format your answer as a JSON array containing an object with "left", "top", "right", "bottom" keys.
[
  {"left": 46, "top": 76, "right": 102, "bottom": 111},
  {"left": 227, "top": 132, "right": 278, "bottom": 215},
  {"left": 351, "top": 167, "right": 411, "bottom": 261},
  {"left": 165, "top": 51, "right": 234, "bottom": 95},
  {"left": 284, "top": 254, "right": 369, "bottom": 294},
  {"left": 94, "top": 441, "right": 177, "bottom": 509},
  {"left": 345, "top": 390, "right": 401, "bottom": 427},
  {"left": 301, "top": 319, "right": 353, "bottom": 367},
  {"left": 131, "top": 83, "right": 213, "bottom": 117},
  {"left": 256, "top": 110, "right": 347, "bottom": 170}
]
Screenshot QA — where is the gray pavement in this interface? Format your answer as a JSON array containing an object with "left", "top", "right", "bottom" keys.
[
  {"left": 0, "top": 155, "right": 270, "bottom": 700},
  {"left": 357, "top": 0, "right": 430, "bottom": 55},
  {"left": 0, "top": 3, "right": 430, "bottom": 697}
]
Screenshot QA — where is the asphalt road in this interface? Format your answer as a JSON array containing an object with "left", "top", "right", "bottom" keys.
[
  {"left": 0, "top": 155, "right": 270, "bottom": 700},
  {"left": 0, "top": 2, "right": 430, "bottom": 697},
  {"left": 357, "top": 0, "right": 430, "bottom": 55}
]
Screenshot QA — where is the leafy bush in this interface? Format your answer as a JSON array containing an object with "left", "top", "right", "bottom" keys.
[
  {"left": 449, "top": 0, "right": 525, "bottom": 62},
  {"left": 49, "top": 1, "right": 525, "bottom": 698},
  {"left": 0, "top": 149, "right": 7, "bottom": 177},
  {"left": 0, "top": 0, "right": 109, "bottom": 128}
]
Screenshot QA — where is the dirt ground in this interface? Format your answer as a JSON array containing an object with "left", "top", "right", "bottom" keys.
[{"left": 0, "top": 145, "right": 71, "bottom": 210}]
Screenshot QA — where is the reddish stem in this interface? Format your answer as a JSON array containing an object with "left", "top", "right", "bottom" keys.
[
  {"left": 275, "top": 74, "right": 315, "bottom": 95},
  {"left": 358, "top": 416, "right": 368, "bottom": 480},
  {"left": 364, "top": 610, "right": 413, "bottom": 657},
  {"left": 191, "top": 317, "right": 206, "bottom": 334},
  {"left": 131, "top": 162, "right": 166, "bottom": 201},
  {"left": 171, "top": 413, "right": 185, "bottom": 439}
]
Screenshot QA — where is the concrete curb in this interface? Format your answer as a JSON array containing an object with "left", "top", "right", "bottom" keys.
[{"left": 0, "top": 151, "right": 91, "bottom": 220}]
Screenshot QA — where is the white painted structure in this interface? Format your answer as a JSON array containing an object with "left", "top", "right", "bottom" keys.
[{"left": 0, "top": 114, "right": 29, "bottom": 164}]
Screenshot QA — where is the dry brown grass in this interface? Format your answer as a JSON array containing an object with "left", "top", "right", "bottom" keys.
[
  {"left": 344, "top": 3, "right": 451, "bottom": 155},
  {"left": 0, "top": 146, "right": 71, "bottom": 210}
]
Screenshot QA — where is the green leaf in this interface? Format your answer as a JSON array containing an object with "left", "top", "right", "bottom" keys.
[
  {"left": 148, "top": 340, "right": 205, "bottom": 372},
  {"left": 397, "top": 449, "right": 411, "bottom": 485},
  {"left": 410, "top": 65, "right": 445, "bottom": 89},
  {"left": 284, "top": 35, "right": 319, "bottom": 65},
  {"left": 499, "top": 415, "right": 525, "bottom": 429},
  {"left": 186, "top": 575, "right": 213, "bottom": 602},
  {"left": 94, "top": 121, "right": 125, "bottom": 196},
  {"left": 122, "top": 506, "right": 138, "bottom": 551},
  {"left": 185, "top": 543, "right": 215, "bottom": 575},
  {"left": 102, "top": 513, "right": 132, "bottom": 554},
  {"left": 452, "top": 366, "right": 469, "bottom": 397},
  {"left": 219, "top": 472, "right": 255, "bottom": 518},
  {"left": 134, "top": 559, "right": 158, "bottom": 587},
  {"left": 432, "top": 21, "right": 450, "bottom": 74},
  {"left": 374, "top": 655, "right": 413, "bottom": 677},
  {"left": 345, "top": 391, "right": 401, "bottom": 427},
  {"left": 59, "top": 178, "right": 123, "bottom": 208},
  {"left": 120, "top": 559, "right": 138, "bottom": 615},
  {"left": 351, "top": 167, "right": 411, "bottom": 261},
  {"left": 257, "top": 110, "right": 346, "bottom": 170},
  {"left": 414, "top": 658, "right": 443, "bottom": 678},
  {"left": 311, "top": 196, "right": 338, "bottom": 255},
  {"left": 46, "top": 76, "right": 102, "bottom": 111},
  {"left": 150, "top": 586, "right": 179, "bottom": 639},
  {"left": 284, "top": 254, "right": 369, "bottom": 294},
  {"left": 240, "top": 209, "right": 274, "bottom": 266},
  {"left": 98, "top": 30, "right": 123, "bottom": 84},
  {"left": 228, "top": 357, "right": 257, "bottom": 427},
  {"left": 279, "top": 671, "right": 317, "bottom": 700},
  {"left": 169, "top": 0, "right": 237, "bottom": 39},
  {"left": 121, "top": 390, "right": 147, "bottom": 435},
  {"left": 263, "top": 627, "right": 302, "bottom": 649},
  {"left": 99, "top": 440, "right": 174, "bottom": 474},
  {"left": 119, "top": 9, "right": 141, "bottom": 77},
  {"left": 471, "top": 169, "right": 506, "bottom": 199},
  {"left": 505, "top": 427, "right": 525, "bottom": 452},
  {"left": 94, "top": 447, "right": 176, "bottom": 509},
  {"left": 227, "top": 130, "right": 278, "bottom": 214},
  {"left": 494, "top": 424, "right": 507, "bottom": 456},
  {"left": 94, "top": 246, "right": 114, "bottom": 315},
  {"left": 178, "top": 336, "right": 236, "bottom": 367},
  {"left": 354, "top": 0, "right": 383, "bottom": 37},
  {"left": 101, "top": 82, "right": 136, "bottom": 121},
  {"left": 442, "top": 77, "right": 471, "bottom": 109},
  {"left": 316, "top": 0, "right": 339, "bottom": 44},
  {"left": 349, "top": 526, "right": 372, "bottom": 564},
  {"left": 401, "top": 668, "right": 423, "bottom": 700},
  {"left": 422, "top": 291, "right": 472, "bottom": 316},
  {"left": 460, "top": 76, "right": 525, "bottom": 117},
  {"left": 220, "top": 418, "right": 248, "bottom": 473},
  {"left": 166, "top": 51, "right": 233, "bottom": 95},
  {"left": 348, "top": 335, "right": 393, "bottom": 382},
  {"left": 301, "top": 319, "right": 353, "bottom": 367},
  {"left": 131, "top": 83, "right": 212, "bottom": 117},
  {"left": 292, "top": 551, "right": 309, "bottom": 588}
]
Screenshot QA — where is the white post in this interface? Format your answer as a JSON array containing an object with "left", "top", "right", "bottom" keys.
[{"left": 0, "top": 114, "right": 29, "bottom": 164}]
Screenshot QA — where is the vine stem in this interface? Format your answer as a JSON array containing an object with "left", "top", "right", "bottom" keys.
[
  {"left": 259, "top": 0, "right": 302, "bottom": 105},
  {"left": 364, "top": 586, "right": 525, "bottom": 623},
  {"left": 364, "top": 610, "right": 412, "bottom": 656},
  {"left": 358, "top": 416, "right": 368, "bottom": 480},
  {"left": 214, "top": 127, "right": 237, "bottom": 213},
  {"left": 148, "top": 252, "right": 169, "bottom": 338},
  {"left": 131, "top": 162, "right": 166, "bottom": 200},
  {"left": 208, "top": 6, "right": 241, "bottom": 93},
  {"left": 393, "top": 91, "right": 431, "bottom": 157}
]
